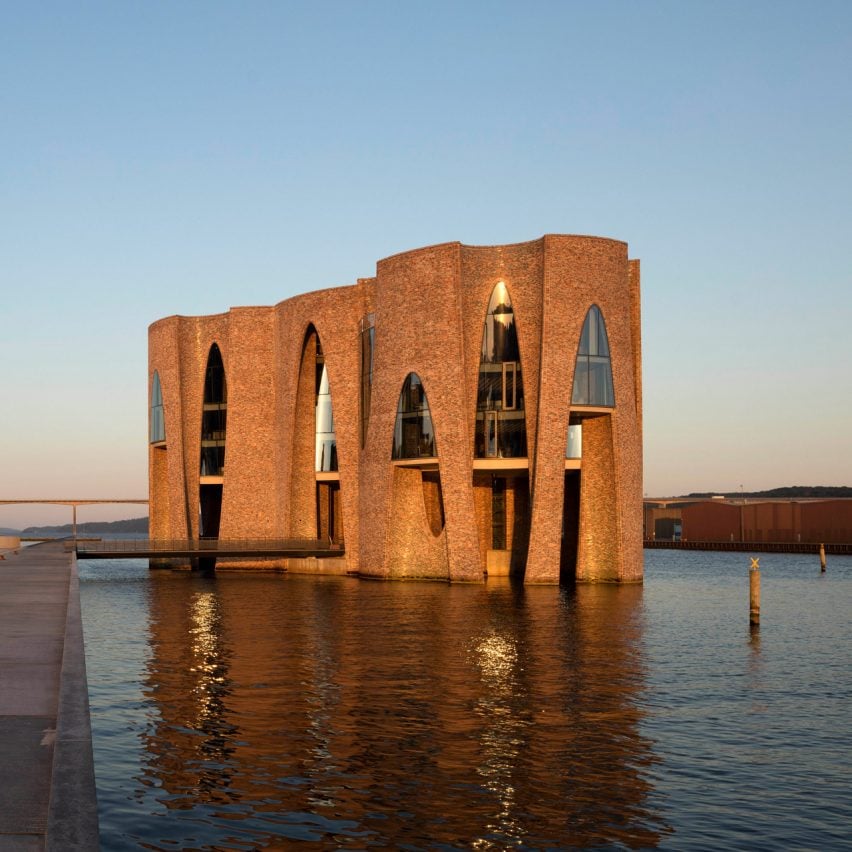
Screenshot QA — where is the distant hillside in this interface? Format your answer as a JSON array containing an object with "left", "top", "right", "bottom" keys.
[
  {"left": 22, "top": 516, "right": 149, "bottom": 535},
  {"left": 683, "top": 486, "right": 852, "bottom": 499},
  {"left": 0, "top": 527, "right": 22, "bottom": 536}
]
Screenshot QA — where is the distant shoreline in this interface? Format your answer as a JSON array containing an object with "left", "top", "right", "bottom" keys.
[{"left": 2, "top": 516, "right": 149, "bottom": 536}]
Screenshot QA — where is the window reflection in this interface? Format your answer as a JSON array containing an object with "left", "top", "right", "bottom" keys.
[
  {"left": 150, "top": 371, "right": 165, "bottom": 444},
  {"left": 392, "top": 374, "right": 437, "bottom": 460},
  {"left": 200, "top": 344, "right": 227, "bottom": 476},
  {"left": 315, "top": 339, "right": 338, "bottom": 472},
  {"left": 360, "top": 314, "right": 375, "bottom": 449},
  {"left": 475, "top": 282, "right": 527, "bottom": 458},
  {"left": 571, "top": 306, "right": 615, "bottom": 407},
  {"left": 567, "top": 423, "right": 582, "bottom": 459}
]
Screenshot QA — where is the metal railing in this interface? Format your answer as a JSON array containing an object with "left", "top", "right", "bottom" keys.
[{"left": 75, "top": 538, "right": 345, "bottom": 558}]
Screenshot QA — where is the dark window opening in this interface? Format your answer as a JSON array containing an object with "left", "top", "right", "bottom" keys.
[
  {"left": 316, "top": 481, "right": 343, "bottom": 544},
  {"left": 560, "top": 472, "right": 581, "bottom": 583},
  {"left": 492, "top": 478, "right": 506, "bottom": 550},
  {"left": 200, "top": 344, "right": 227, "bottom": 477},
  {"left": 199, "top": 484, "right": 223, "bottom": 539},
  {"left": 421, "top": 471, "right": 445, "bottom": 536},
  {"left": 359, "top": 314, "right": 375, "bottom": 448}
]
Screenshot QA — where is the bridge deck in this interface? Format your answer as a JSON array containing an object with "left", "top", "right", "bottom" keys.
[{"left": 75, "top": 538, "right": 345, "bottom": 559}]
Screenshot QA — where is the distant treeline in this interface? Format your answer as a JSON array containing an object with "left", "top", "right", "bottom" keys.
[
  {"left": 22, "top": 516, "right": 149, "bottom": 534},
  {"left": 684, "top": 486, "right": 852, "bottom": 499}
]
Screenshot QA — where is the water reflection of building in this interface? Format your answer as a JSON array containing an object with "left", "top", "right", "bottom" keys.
[
  {"left": 140, "top": 575, "right": 668, "bottom": 846},
  {"left": 149, "top": 235, "right": 642, "bottom": 582}
]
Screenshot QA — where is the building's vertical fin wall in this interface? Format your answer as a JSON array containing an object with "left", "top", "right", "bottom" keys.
[
  {"left": 526, "top": 236, "right": 572, "bottom": 583},
  {"left": 277, "top": 286, "right": 362, "bottom": 574},
  {"left": 149, "top": 318, "right": 189, "bottom": 548},
  {"left": 575, "top": 415, "right": 618, "bottom": 579},
  {"left": 290, "top": 327, "right": 319, "bottom": 538},
  {"left": 362, "top": 243, "right": 479, "bottom": 580},
  {"left": 628, "top": 260, "right": 642, "bottom": 432},
  {"left": 217, "top": 307, "right": 276, "bottom": 541}
]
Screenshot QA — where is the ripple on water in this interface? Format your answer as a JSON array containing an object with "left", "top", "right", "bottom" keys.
[{"left": 79, "top": 553, "right": 852, "bottom": 850}]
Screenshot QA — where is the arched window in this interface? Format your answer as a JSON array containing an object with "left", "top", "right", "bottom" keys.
[
  {"left": 200, "top": 344, "right": 227, "bottom": 476},
  {"left": 150, "top": 371, "right": 165, "bottom": 444},
  {"left": 475, "top": 282, "right": 527, "bottom": 458},
  {"left": 392, "top": 373, "right": 437, "bottom": 460},
  {"left": 315, "top": 337, "right": 338, "bottom": 472},
  {"left": 571, "top": 305, "right": 615, "bottom": 407}
]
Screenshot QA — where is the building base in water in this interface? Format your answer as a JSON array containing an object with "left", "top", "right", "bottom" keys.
[{"left": 148, "top": 235, "right": 643, "bottom": 583}]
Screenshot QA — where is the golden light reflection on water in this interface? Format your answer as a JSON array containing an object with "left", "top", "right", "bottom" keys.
[
  {"left": 136, "top": 575, "right": 669, "bottom": 847},
  {"left": 472, "top": 631, "right": 529, "bottom": 848}
]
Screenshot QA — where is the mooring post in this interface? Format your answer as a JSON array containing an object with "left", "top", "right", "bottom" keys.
[
  {"left": 72, "top": 504, "right": 77, "bottom": 540},
  {"left": 749, "top": 557, "right": 760, "bottom": 625},
  {"left": 819, "top": 542, "right": 826, "bottom": 573}
]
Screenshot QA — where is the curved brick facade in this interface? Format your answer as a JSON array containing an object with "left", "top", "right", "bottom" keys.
[{"left": 148, "top": 235, "right": 643, "bottom": 582}]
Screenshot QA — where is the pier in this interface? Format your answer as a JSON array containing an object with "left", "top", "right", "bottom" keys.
[{"left": 0, "top": 541, "right": 98, "bottom": 851}]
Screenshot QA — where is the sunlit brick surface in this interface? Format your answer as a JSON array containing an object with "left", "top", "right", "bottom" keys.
[{"left": 149, "top": 235, "right": 642, "bottom": 582}]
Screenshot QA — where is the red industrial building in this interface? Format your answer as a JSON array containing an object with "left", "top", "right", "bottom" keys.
[{"left": 645, "top": 499, "right": 852, "bottom": 545}]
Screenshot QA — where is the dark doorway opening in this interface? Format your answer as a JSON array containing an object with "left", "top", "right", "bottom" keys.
[
  {"left": 200, "top": 484, "right": 223, "bottom": 539},
  {"left": 316, "top": 482, "right": 343, "bottom": 544},
  {"left": 560, "top": 471, "right": 581, "bottom": 583}
]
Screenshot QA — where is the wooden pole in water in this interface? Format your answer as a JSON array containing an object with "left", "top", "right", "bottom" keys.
[
  {"left": 749, "top": 557, "right": 760, "bottom": 625},
  {"left": 819, "top": 543, "right": 826, "bottom": 573}
]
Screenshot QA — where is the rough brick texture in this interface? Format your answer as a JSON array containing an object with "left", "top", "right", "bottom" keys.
[{"left": 149, "top": 235, "right": 643, "bottom": 582}]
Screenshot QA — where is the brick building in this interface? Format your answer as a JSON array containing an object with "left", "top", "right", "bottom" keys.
[{"left": 148, "top": 235, "right": 643, "bottom": 582}]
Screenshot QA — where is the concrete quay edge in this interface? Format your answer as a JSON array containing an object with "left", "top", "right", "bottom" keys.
[{"left": 45, "top": 553, "right": 99, "bottom": 851}]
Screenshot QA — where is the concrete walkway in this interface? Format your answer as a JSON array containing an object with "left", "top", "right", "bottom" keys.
[{"left": 0, "top": 542, "right": 98, "bottom": 851}]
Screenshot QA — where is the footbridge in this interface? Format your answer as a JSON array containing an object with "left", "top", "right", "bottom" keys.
[
  {"left": 0, "top": 498, "right": 149, "bottom": 538},
  {"left": 75, "top": 538, "right": 345, "bottom": 559}
]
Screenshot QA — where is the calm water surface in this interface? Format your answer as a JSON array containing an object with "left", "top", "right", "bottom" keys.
[{"left": 79, "top": 552, "right": 852, "bottom": 850}]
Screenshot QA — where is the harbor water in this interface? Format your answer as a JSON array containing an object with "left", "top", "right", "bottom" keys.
[{"left": 78, "top": 551, "right": 852, "bottom": 850}]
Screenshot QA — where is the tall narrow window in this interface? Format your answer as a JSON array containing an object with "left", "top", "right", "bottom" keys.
[
  {"left": 150, "top": 371, "right": 165, "bottom": 444},
  {"left": 359, "top": 313, "right": 375, "bottom": 448},
  {"left": 392, "top": 373, "right": 437, "bottom": 460},
  {"left": 200, "top": 344, "right": 227, "bottom": 476},
  {"left": 315, "top": 338, "right": 338, "bottom": 472},
  {"left": 571, "top": 305, "right": 615, "bottom": 407},
  {"left": 475, "top": 282, "right": 527, "bottom": 458}
]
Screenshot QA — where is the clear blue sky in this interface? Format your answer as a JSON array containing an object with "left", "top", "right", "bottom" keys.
[{"left": 2, "top": 1, "right": 851, "bottom": 528}]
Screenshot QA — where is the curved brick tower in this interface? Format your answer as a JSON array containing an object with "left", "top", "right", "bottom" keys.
[{"left": 148, "top": 235, "right": 642, "bottom": 582}]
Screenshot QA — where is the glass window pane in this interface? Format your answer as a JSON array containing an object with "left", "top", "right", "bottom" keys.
[
  {"left": 150, "top": 371, "right": 166, "bottom": 443},
  {"left": 567, "top": 424, "right": 582, "bottom": 459},
  {"left": 315, "top": 361, "right": 337, "bottom": 472},
  {"left": 572, "top": 307, "right": 614, "bottom": 408},
  {"left": 596, "top": 309, "right": 610, "bottom": 357},
  {"left": 572, "top": 358, "right": 590, "bottom": 405},
  {"left": 476, "top": 282, "right": 527, "bottom": 457},
  {"left": 391, "top": 373, "right": 438, "bottom": 459}
]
